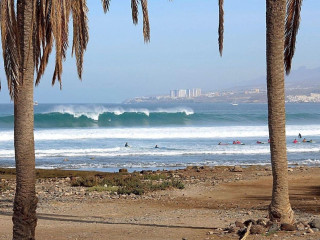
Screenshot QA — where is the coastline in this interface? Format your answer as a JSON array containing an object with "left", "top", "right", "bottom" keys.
[{"left": 1, "top": 165, "right": 320, "bottom": 239}]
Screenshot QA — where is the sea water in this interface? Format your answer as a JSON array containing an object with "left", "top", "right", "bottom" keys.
[{"left": 0, "top": 103, "right": 319, "bottom": 172}]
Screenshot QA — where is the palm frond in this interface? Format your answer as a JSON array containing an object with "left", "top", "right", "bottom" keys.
[
  {"left": 131, "top": 0, "right": 139, "bottom": 25},
  {"left": 141, "top": 0, "right": 150, "bottom": 42},
  {"left": 35, "top": 0, "right": 54, "bottom": 86},
  {"left": 218, "top": 0, "right": 224, "bottom": 56},
  {"left": 284, "top": 0, "right": 303, "bottom": 75},
  {"left": 71, "top": 0, "right": 89, "bottom": 80},
  {"left": 101, "top": 0, "right": 110, "bottom": 13},
  {"left": 0, "top": 0, "right": 20, "bottom": 98}
]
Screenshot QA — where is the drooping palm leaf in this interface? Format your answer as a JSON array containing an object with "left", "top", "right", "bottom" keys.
[
  {"left": 284, "top": 0, "right": 303, "bottom": 75},
  {"left": 71, "top": 0, "right": 89, "bottom": 80},
  {"left": 141, "top": 0, "right": 150, "bottom": 42},
  {"left": 131, "top": 0, "right": 139, "bottom": 24},
  {"left": 218, "top": 0, "right": 224, "bottom": 56},
  {"left": 0, "top": 0, "right": 20, "bottom": 98},
  {"left": 51, "top": 0, "right": 72, "bottom": 87},
  {"left": 101, "top": 0, "right": 111, "bottom": 13},
  {"left": 35, "top": 0, "right": 54, "bottom": 86}
]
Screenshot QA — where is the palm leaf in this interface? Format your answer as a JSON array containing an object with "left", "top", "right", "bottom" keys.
[
  {"left": 284, "top": 0, "right": 303, "bottom": 75},
  {"left": 0, "top": 0, "right": 20, "bottom": 98},
  {"left": 141, "top": 0, "right": 150, "bottom": 42},
  {"left": 218, "top": 0, "right": 224, "bottom": 56},
  {"left": 71, "top": 0, "right": 89, "bottom": 80},
  {"left": 101, "top": 0, "right": 110, "bottom": 13},
  {"left": 131, "top": 0, "right": 139, "bottom": 25}
]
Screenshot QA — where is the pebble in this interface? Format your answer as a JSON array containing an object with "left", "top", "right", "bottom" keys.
[
  {"left": 250, "top": 225, "right": 265, "bottom": 234},
  {"left": 281, "top": 223, "right": 296, "bottom": 231},
  {"left": 309, "top": 219, "right": 320, "bottom": 229}
]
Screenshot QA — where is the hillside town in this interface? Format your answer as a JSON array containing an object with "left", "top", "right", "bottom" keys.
[{"left": 124, "top": 86, "right": 320, "bottom": 104}]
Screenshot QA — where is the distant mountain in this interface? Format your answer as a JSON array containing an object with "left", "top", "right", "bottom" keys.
[{"left": 223, "top": 66, "right": 320, "bottom": 91}]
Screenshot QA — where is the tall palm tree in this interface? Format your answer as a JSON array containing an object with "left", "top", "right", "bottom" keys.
[
  {"left": 0, "top": 1, "right": 150, "bottom": 239},
  {"left": 266, "top": 0, "right": 294, "bottom": 224},
  {"left": 218, "top": 0, "right": 303, "bottom": 223}
]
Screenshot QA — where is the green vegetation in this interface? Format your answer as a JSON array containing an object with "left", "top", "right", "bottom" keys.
[
  {"left": 0, "top": 168, "right": 184, "bottom": 195},
  {"left": 0, "top": 181, "right": 11, "bottom": 192},
  {"left": 71, "top": 174, "right": 184, "bottom": 195}
]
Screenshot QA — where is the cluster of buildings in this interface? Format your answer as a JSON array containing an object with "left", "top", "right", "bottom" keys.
[
  {"left": 287, "top": 93, "right": 320, "bottom": 103},
  {"left": 170, "top": 88, "right": 202, "bottom": 98}
]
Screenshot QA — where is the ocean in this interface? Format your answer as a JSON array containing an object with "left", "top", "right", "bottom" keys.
[{"left": 0, "top": 103, "right": 319, "bottom": 172}]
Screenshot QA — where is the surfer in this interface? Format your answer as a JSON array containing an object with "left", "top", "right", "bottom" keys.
[
  {"left": 125, "top": 142, "right": 129, "bottom": 147},
  {"left": 293, "top": 139, "right": 298, "bottom": 144},
  {"left": 302, "top": 138, "right": 307, "bottom": 143},
  {"left": 155, "top": 145, "right": 159, "bottom": 148},
  {"left": 257, "top": 141, "right": 262, "bottom": 144},
  {"left": 298, "top": 133, "right": 302, "bottom": 138}
]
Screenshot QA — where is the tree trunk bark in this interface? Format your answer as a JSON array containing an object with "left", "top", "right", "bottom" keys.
[
  {"left": 266, "top": 0, "right": 294, "bottom": 224},
  {"left": 12, "top": 1, "right": 38, "bottom": 239}
]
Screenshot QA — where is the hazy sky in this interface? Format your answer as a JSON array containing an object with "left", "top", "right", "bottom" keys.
[{"left": 0, "top": 0, "right": 319, "bottom": 103}]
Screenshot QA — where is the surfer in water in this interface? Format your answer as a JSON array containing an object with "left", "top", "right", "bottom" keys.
[
  {"left": 155, "top": 145, "right": 159, "bottom": 148},
  {"left": 125, "top": 142, "right": 129, "bottom": 147},
  {"left": 298, "top": 133, "right": 302, "bottom": 138},
  {"left": 293, "top": 139, "right": 298, "bottom": 144}
]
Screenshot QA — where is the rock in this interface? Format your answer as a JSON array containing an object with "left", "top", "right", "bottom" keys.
[
  {"left": 223, "top": 227, "right": 235, "bottom": 233},
  {"left": 266, "top": 221, "right": 274, "bottom": 228},
  {"left": 257, "top": 219, "right": 267, "bottom": 227},
  {"left": 119, "top": 168, "right": 128, "bottom": 173},
  {"left": 207, "top": 231, "right": 214, "bottom": 235},
  {"left": 312, "top": 228, "right": 319, "bottom": 232},
  {"left": 265, "top": 166, "right": 271, "bottom": 171},
  {"left": 235, "top": 221, "right": 245, "bottom": 228},
  {"left": 309, "top": 219, "right": 320, "bottom": 229},
  {"left": 237, "top": 228, "right": 247, "bottom": 237},
  {"left": 288, "top": 168, "right": 293, "bottom": 172},
  {"left": 268, "top": 223, "right": 279, "bottom": 233},
  {"left": 250, "top": 225, "right": 265, "bottom": 234},
  {"left": 306, "top": 228, "right": 314, "bottom": 234},
  {"left": 281, "top": 223, "right": 296, "bottom": 231},
  {"left": 230, "top": 166, "right": 243, "bottom": 172},
  {"left": 296, "top": 222, "right": 306, "bottom": 231},
  {"left": 244, "top": 219, "right": 256, "bottom": 227}
]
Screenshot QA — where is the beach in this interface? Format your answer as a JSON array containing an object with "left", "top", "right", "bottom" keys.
[{"left": 1, "top": 165, "right": 320, "bottom": 239}]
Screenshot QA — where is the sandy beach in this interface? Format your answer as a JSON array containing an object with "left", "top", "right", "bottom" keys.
[{"left": 1, "top": 165, "right": 320, "bottom": 240}]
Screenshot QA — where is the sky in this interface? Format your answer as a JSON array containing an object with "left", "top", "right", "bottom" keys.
[{"left": 0, "top": 0, "right": 319, "bottom": 103}]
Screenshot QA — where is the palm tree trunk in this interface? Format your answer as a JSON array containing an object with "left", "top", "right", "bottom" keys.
[
  {"left": 266, "top": 0, "right": 294, "bottom": 224},
  {"left": 12, "top": 1, "right": 38, "bottom": 239}
]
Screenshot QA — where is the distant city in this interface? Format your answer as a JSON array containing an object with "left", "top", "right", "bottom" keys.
[{"left": 124, "top": 86, "right": 320, "bottom": 104}]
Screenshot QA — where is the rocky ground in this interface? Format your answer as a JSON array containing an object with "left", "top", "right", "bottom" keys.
[{"left": 1, "top": 165, "right": 320, "bottom": 239}]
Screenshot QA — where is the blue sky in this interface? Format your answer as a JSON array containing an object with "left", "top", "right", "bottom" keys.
[{"left": 0, "top": 0, "right": 319, "bottom": 103}]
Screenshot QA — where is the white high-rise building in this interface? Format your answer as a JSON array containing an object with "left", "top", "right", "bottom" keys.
[
  {"left": 194, "top": 88, "right": 201, "bottom": 97},
  {"left": 178, "top": 89, "right": 187, "bottom": 98},
  {"left": 170, "top": 88, "right": 201, "bottom": 98}
]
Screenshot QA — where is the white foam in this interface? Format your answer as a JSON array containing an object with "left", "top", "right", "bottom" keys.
[
  {"left": 1, "top": 125, "right": 320, "bottom": 142},
  {"left": 299, "top": 159, "right": 320, "bottom": 165},
  {"left": 49, "top": 105, "right": 194, "bottom": 120}
]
